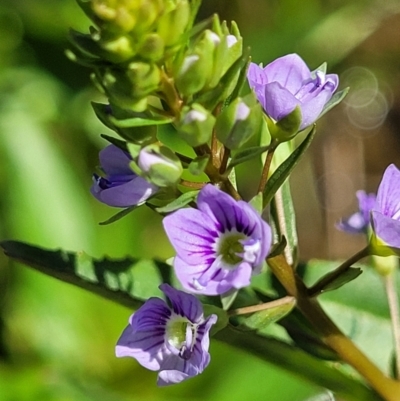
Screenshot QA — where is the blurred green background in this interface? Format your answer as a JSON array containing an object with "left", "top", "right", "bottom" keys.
[{"left": 0, "top": 0, "right": 400, "bottom": 400}]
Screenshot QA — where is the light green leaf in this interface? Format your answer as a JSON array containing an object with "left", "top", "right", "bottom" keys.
[
  {"left": 228, "top": 144, "right": 271, "bottom": 169},
  {"left": 99, "top": 205, "right": 138, "bottom": 226},
  {"left": 263, "top": 126, "right": 316, "bottom": 207},
  {"left": 188, "top": 155, "right": 209, "bottom": 176},
  {"left": 319, "top": 87, "right": 349, "bottom": 119},
  {"left": 155, "top": 190, "right": 198, "bottom": 213}
]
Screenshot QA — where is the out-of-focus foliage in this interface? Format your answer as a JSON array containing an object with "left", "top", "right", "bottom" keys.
[{"left": 0, "top": 0, "right": 399, "bottom": 400}]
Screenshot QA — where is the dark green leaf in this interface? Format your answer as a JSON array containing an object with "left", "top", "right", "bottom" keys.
[
  {"left": 155, "top": 190, "right": 198, "bottom": 213},
  {"left": 263, "top": 126, "right": 316, "bottom": 207},
  {"left": 99, "top": 205, "right": 138, "bottom": 226},
  {"left": 228, "top": 144, "right": 271, "bottom": 169},
  {"left": 203, "top": 304, "right": 229, "bottom": 336},
  {"left": 1, "top": 240, "right": 172, "bottom": 309},
  {"left": 268, "top": 236, "right": 288, "bottom": 258},
  {"left": 100, "top": 134, "right": 128, "bottom": 151}
]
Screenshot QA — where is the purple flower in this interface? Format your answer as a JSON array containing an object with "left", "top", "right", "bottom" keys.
[
  {"left": 337, "top": 190, "right": 376, "bottom": 234},
  {"left": 371, "top": 164, "right": 400, "bottom": 254},
  {"left": 163, "top": 184, "right": 272, "bottom": 295},
  {"left": 247, "top": 54, "right": 339, "bottom": 130},
  {"left": 115, "top": 284, "right": 217, "bottom": 386},
  {"left": 91, "top": 144, "right": 158, "bottom": 207}
]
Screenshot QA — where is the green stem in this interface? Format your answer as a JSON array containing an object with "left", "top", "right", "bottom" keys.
[
  {"left": 258, "top": 140, "right": 278, "bottom": 194},
  {"left": 268, "top": 254, "right": 400, "bottom": 401},
  {"left": 308, "top": 246, "right": 370, "bottom": 297},
  {"left": 384, "top": 272, "right": 400, "bottom": 380}
]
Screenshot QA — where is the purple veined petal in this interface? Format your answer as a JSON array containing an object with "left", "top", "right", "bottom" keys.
[
  {"left": 115, "top": 325, "right": 167, "bottom": 371},
  {"left": 163, "top": 208, "right": 218, "bottom": 264},
  {"left": 91, "top": 175, "right": 158, "bottom": 207},
  {"left": 263, "top": 54, "right": 311, "bottom": 94},
  {"left": 157, "top": 369, "right": 190, "bottom": 386},
  {"left": 263, "top": 82, "right": 301, "bottom": 122},
  {"left": 222, "top": 262, "right": 253, "bottom": 290},
  {"left": 99, "top": 144, "right": 132, "bottom": 176},
  {"left": 160, "top": 284, "right": 203, "bottom": 323},
  {"left": 375, "top": 164, "right": 400, "bottom": 220},
  {"left": 298, "top": 84, "right": 334, "bottom": 129},
  {"left": 247, "top": 62, "right": 268, "bottom": 86},
  {"left": 130, "top": 298, "right": 171, "bottom": 332},
  {"left": 371, "top": 210, "right": 400, "bottom": 251},
  {"left": 173, "top": 257, "right": 230, "bottom": 295}
]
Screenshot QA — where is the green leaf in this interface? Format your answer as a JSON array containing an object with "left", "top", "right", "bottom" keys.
[
  {"left": 310, "top": 267, "right": 363, "bottom": 295},
  {"left": 319, "top": 87, "right": 349, "bottom": 119},
  {"left": 270, "top": 181, "right": 298, "bottom": 268},
  {"left": 100, "top": 134, "right": 128, "bottom": 151},
  {"left": 228, "top": 144, "right": 271, "bottom": 169},
  {"left": 215, "top": 326, "right": 382, "bottom": 401},
  {"left": 240, "top": 296, "right": 296, "bottom": 331},
  {"left": 263, "top": 126, "right": 316, "bottom": 207},
  {"left": 221, "top": 289, "right": 239, "bottom": 310},
  {"left": 188, "top": 155, "right": 209, "bottom": 176},
  {"left": 1, "top": 240, "right": 172, "bottom": 309},
  {"left": 155, "top": 190, "right": 198, "bottom": 213},
  {"left": 99, "top": 205, "right": 138, "bottom": 226},
  {"left": 249, "top": 192, "right": 263, "bottom": 214},
  {"left": 109, "top": 115, "right": 174, "bottom": 128}
]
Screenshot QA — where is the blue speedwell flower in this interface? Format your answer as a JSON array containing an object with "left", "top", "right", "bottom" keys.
[
  {"left": 337, "top": 190, "right": 376, "bottom": 234},
  {"left": 370, "top": 164, "right": 400, "bottom": 255},
  {"left": 116, "top": 284, "right": 217, "bottom": 386},
  {"left": 91, "top": 144, "right": 158, "bottom": 207},
  {"left": 247, "top": 54, "right": 338, "bottom": 130},
  {"left": 163, "top": 184, "right": 272, "bottom": 295}
]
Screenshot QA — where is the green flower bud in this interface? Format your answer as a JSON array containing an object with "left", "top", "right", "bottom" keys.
[
  {"left": 157, "top": 0, "right": 190, "bottom": 47},
  {"left": 175, "top": 30, "right": 219, "bottom": 97},
  {"left": 268, "top": 105, "right": 302, "bottom": 143},
  {"left": 137, "top": 33, "right": 164, "bottom": 61},
  {"left": 137, "top": 144, "right": 183, "bottom": 187},
  {"left": 177, "top": 103, "right": 216, "bottom": 147},
  {"left": 101, "top": 34, "right": 135, "bottom": 61},
  {"left": 215, "top": 94, "right": 262, "bottom": 149}
]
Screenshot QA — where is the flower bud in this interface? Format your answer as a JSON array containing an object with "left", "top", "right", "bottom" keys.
[
  {"left": 215, "top": 94, "right": 262, "bottom": 149},
  {"left": 268, "top": 105, "right": 302, "bottom": 143},
  {"left": 177, "top": 104, "right": 216, "bottom": 147},
  {"left": 175, "top": 30, "right": 219, "bottom": 97},
  {"left": 137, "top": 144, "right": 183, "bottom": 187},
  {"left": 157, "top": 0, "right": 190, "bottom": 47},
  {"left": 137, "top": 33, "right": 164, "bottom": 62}
]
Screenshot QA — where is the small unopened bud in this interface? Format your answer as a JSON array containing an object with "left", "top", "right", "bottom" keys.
[
  {"left": 177, "top": 104, "right": 216, "bottom": 147},
  {"left": 215, "top": 94, "right": 262, "bottom": 149},
  {"left": 137, "top": 144, "right": 183, "bottom": 187}
]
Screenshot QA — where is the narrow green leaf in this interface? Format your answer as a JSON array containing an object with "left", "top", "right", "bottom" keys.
[
  {"left": 311, "top": 267, "right": 363, "bottom": 295},
  {"left": 99, "top": 205, "right": 138, "bottom": 226},
  {"left": 228, "top": 144, "right": 271, "bottom": 169},
  {"left": 1, "top": 240, "right": 172, "bottom": 309},
  {"left": 263, "top": 126, "right": 316, "bottom": 207},
  {"left": 240, "top": 296, "right": 296, "bottom": 331},
  {"left": 249, "top": 192, "right": 263, "bottom": 214},
  {"left": 268, "top": 236, "right": 288, "bottom": 258},
  {"left": 109, "top": 115, "right": 173, "bottom": 128},
  {"left": 100, "top": 134, "right": 128, "bottom": 151},
  {"left": 155, "top": 190, "right": 198, "bottom": 213}
]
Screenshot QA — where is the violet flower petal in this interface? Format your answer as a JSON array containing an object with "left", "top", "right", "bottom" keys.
[
  {"left": 371, "top": 211, "right": 400, "bottom": 251},
  {"left": 99, "top": 145, "right": 132, "bottom": 176}
]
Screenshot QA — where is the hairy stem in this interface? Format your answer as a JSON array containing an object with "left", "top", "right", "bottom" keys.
[{"left": 268, "top": 254, "right": 400, "bottom": 401}]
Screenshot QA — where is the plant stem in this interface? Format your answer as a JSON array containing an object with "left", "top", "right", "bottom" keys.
[
  {"left": 179, "top": 180, "right": 205, "bottom": 190},
  {"left": 219, "top": 147, "right": 231, "bottom": 175},
  {"left": 268, "top": 254, "right": 400, "bottom": 401},
  {"left": 228, "top": 296, "right": 295, "bottom": 317},
  {"left": 384, "top": 271, "right": 400, "bottom": 380},
  {"left": 258, "top": 140, "right": 278, "bottom": 194},
  {"left": 308, "top": 246, "right": 370, "bottom": 297}
]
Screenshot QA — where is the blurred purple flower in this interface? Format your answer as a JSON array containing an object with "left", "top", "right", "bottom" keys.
[
  {"left": 116, "top": 284, "right": 217, "bottom": 386},
  {"left": 91, "top": 144, "right": 158, "bottom": 207},
  {"left": 371, "top": 164, "right": 400, "bottom": 254},
  {"left": 163, "top": 184, "right": 272, "bottom": 295},
  {"left": 337, "top": 190, "right": 376, "bottom": 234},
  {"left": 247, "top": 54, "right": 338, "bottom": 130}
]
